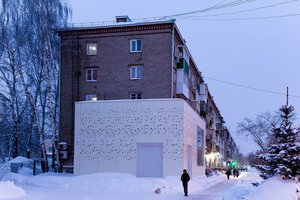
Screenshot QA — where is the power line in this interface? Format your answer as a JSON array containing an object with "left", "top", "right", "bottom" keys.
[
  {"left": 70, "top": 0, "right": 300, "bottom": 26},
  {"left": 186, "top": 0, "right": 298, "bottom": 19},
  {"left": 187, "top": 13, "right": 300, "bottom": 21},
  {"left": 131, "top": 0, "right": 256, "bottom": 21},
  {"left": 203, "top": 76, "right": 300, "bottom": 99},
  {"left": 159, "top": 0, "right": 256, "bottom": 19}
]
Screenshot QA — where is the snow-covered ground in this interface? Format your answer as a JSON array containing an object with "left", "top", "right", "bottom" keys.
[{"left": 0, "top": 167, "right": 299, "bottom": 200}]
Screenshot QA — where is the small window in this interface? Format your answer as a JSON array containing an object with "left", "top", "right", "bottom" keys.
[
  {"left": 86, "top": 94, "right": 97, "bottom": 101},
  {"left": 87, "top": 43, "right": 97, "bottom": 55},
  {"left": 130, "top": 93, "right": 141, "bottom": 99},
  {"left": 197, "top": 127, "right": 204, "bottom": 166},
  {"left": 86, "top": 68, "right": 97, "bottom": 82},
  {"left": 130, "top": 39, "right": 142, "bottom": 52},
  {"left": 130, "top": 66, "right": 142, "bottom": 79}
]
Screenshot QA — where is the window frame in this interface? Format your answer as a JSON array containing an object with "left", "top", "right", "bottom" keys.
[
  {"left": 86, "top": 43, "right": 97, "bottom": 55},
  {"left": 85, "top": 94, "right": 97, "bottom": 101},
  {"left": 130, "top": 93, "right": 142, "bottom": 99},
  {"left": 86, "top": 68, "right": 97, "bottom": 82},
  {"left": 130, "top": 66, "right": 142, "bottom": 80},
  {"left": 130, "top": 39, "right": 142, "bottom": 52}
]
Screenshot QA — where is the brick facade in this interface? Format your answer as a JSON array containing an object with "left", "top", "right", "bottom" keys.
[
  {"left": 59, "top": 22, "right": 179, "bottom": 167},
  {"left": 58, "top": 20, "right": 238, "bottom": 170}
]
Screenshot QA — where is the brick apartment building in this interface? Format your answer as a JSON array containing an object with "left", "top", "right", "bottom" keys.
[{"left": 58, "top": 16, "right": 239, "bottom": 174}]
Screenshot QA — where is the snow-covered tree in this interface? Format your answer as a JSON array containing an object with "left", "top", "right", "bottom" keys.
[
  {"left": 257, "top": 105, "right": 300, "bottom": 180},
  {"left": 0, "top": 0, "right": 70, "bottom": 172}
]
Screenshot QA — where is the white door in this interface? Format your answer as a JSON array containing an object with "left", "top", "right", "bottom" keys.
[
  {"left": 137, "top": 143, "right": 163, "bottom": 177},
  {"left": 188, "top": 145, "right": 193, "bottom": 177}
]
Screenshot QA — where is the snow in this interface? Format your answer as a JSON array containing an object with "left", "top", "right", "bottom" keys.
[
  {"left": 0, "top": 181, "right": 26, "bottom": 199},
  {"left": 245, "top": 176, "right": 300, "bottom": 200},
  {"left": 0, "top": 170, "right": 226, "bottom": 200},
  {"left": 8, "top": 156, "right": 33, "bottom": 164},
  {"left": 223, "top": 168, "right": 263, "bottom": 199},
  {"left": 0, "top": 167, "right": 299, "bottom": 200}
]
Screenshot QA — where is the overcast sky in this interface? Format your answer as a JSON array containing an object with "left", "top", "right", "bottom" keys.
[{"left": 68, "top": 0, "right": 300, "bottom": 154}]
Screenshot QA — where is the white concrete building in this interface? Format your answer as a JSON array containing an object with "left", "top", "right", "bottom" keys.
[{"left": 74, "top": 99, "right": 206, "bottom": 177}]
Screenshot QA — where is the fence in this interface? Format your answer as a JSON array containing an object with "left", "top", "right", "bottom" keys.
[
  {"left": 0, "top": 159, "right": 37, "bottom": 179},
  {"left": 0, "top": 163, "right": 11, "bottom": 179}
]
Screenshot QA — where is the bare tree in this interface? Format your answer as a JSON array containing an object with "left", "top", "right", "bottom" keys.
[
  {"left": 0, "top": 0, "right": 70, "bottom": 172},
  {"left": 0, "top": 1, "right": 29, "bottom": 159},
  {"left": 237, "top": 111, "right": 281, "bottom": 152}
]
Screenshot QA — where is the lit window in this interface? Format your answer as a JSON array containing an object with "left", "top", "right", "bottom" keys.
[
  {"left": 130, "top": 39, "right": 142, "bottom": 52},
  {"left": 130, "top": 93, "right": 141, "bottom": 99},
  {"left": 86, "top": 94, "right": 97, "bottom": 101},
  {"left": 130, "top": 66, "right": 142, "bottom": 79},
  {"left": 87, "top": 43, "right": 97, "bottom": 55},
  {"left": 86, "top": 68, "right": 97, "bottom": 82}
]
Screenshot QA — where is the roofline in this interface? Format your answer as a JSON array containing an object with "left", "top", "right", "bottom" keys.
[{"left": 57, "top": 20, "right": 176, "bottom": 33}]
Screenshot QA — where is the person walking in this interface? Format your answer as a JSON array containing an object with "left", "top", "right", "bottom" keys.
[
  {"left": 235, "top": 168, "right": 239, "bottom": 178},
  {"left": 225, "top": 168, "right": 231, "bottom": 180},
  {"left": 233, "top": 168, "right": 237, "bottom": 177},
  {"left": 181, "top": 169, "right": 190, "bottom": 196}
]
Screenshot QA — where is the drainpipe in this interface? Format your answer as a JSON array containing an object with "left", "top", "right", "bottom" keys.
[{"left": 171, "top": 21, "right": 175, "bottom": 98}]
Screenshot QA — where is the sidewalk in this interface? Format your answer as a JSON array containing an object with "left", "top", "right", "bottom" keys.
[{"left": 189, "top": 178, "right": 239, "bottom": 200}]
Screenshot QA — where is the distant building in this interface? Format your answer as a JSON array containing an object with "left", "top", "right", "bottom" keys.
[{"left": 58, "top": 16, "right": 238, "bottom": 176}]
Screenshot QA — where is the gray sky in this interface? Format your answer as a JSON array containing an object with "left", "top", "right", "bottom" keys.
[{"left": 68, "top": 0, "right": 300, "bottom": 154}]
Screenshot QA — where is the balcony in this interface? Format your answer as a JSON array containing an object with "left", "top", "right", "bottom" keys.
[
  {"left": 177, "top": 58, "right": 190, "bottom": 75},
  {"left": 200, "top": 101, "right": 207, "bottom": 118},
  {"left": 200, "top": 84, "right": 208, "bottom": 103},
  {"left": 176, "top": 69, "right": 189, "bottom": 99},
  {"left": 190, "top": 100, "right": 200, "bottom": 113}
]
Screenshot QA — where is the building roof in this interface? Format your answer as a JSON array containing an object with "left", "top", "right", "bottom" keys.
[{"left": 58, "top": 19, "right": 176, "bottom": 32}]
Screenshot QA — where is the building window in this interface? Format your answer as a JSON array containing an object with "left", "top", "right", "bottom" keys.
[
  {"left": 130, "top": 66, "right": 142, "bottom": 79},
  {"left": 86, "top": 68, "right": 97, "bottom": 82},
  {"left": 87, "top": 43, "right": 97, "bottom": 55},
  {"left": 130, "top": 39, "right": 142, "bottom": 52},
  {"left": 130, "top": 93, "right": 141, "bottom": 99},
  {"left": 86, "top": 94, "right": 97, "bottom": 101},
  {"left": 197, "top": 127, "right": 204, "bottom": 166}
]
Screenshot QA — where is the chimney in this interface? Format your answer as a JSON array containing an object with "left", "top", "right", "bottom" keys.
[{"left": 115, "top": 15, "right": 132, "bottom": 23}]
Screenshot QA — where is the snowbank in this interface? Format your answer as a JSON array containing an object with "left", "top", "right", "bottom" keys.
[
  {"left": 245, "top": 176, "right": 300, "bottom": 200},
  {"left": 0, "top": 170, "right": 227, "bottom": 200},
  {"left": 8, "top": 156, "right": 33, "bottom": 163},
  {"left": 0, "top": 181, "right": 26, "bottom": 199}
]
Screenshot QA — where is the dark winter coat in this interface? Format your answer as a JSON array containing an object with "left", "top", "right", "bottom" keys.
[
  {"left": 225, "top": 169, "right": 232, "bottom": 175},
  {"left": 181, "top": 172, "right": 190, "bottom": 183}
]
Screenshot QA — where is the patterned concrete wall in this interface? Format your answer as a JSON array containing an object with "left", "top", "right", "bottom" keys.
[
  {"left": 74, "top": 99, "right": 206, "bottom": 177},
  {"left": 183, "top": 103, "right": 206, "bottom": 176}
]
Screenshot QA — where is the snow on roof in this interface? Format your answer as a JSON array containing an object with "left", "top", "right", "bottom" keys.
[
  {"left": 58, "top": 19, "right": 175, "bottom": 32},
  {"left": 8, "top": 156, "right": 33, "bottom": 163}
]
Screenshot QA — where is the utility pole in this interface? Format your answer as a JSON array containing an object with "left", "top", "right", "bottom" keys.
[{"left": 286, "top": 86, "right": 289, "bottom": 106}]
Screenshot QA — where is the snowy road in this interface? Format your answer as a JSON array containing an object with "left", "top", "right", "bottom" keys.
[{"left": 187, "top": 178, "right": 238, "bottom": 200}]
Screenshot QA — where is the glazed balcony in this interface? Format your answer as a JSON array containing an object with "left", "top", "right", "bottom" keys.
[{"left": 176, "top": 58, "right": 190, "bottom": 99}]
